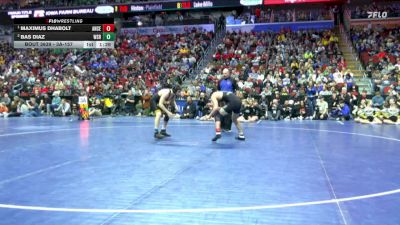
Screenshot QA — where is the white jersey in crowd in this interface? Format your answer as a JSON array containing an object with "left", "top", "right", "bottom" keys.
[
  {"left": 382, "top": 107, "right": 399, "bottom": 117},
  {"left": 361, "top": 107, "right": 378, "bottom": 117}
]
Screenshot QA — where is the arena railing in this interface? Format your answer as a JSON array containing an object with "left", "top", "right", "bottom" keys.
[{"left": 189, "top": 20, "right": 225, "bottom": 81}]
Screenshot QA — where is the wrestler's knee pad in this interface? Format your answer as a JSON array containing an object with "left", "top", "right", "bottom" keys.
[{"left": 164, "top": 115, "right": 170, "bottom": 122}]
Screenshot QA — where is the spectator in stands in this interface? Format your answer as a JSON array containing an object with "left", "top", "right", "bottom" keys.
[
  {"left": 181, "top": 96, "right": 197, "bottom": 119},
  {"left": 306, "top": 82, "right": 317, "bottom": 119},
  {"left": 18, "top": 100, "right": 30, "bottom": 117},
  {"left": 372, "top": 91, "right": 385, "bottom": 108},
  {"left": 0, "top": 93, "right": 11, "bottom": 106},
  {"left": 281, "top": 100, "right": 293, "bottom": 121},
  {"left": 268, "top": 99, "right": 281, "bottom": 121},
  {"left": 238, "top": 98, "right": 260, "bottom": 122},
  {"left": 124, "top": 90, "right": 136, "bottom": 115},
  {"left": 141, "top": 89, "right": 152, "bottom": 116},
  {"left": 135, "top": 98, "right": 143, "bottom": 116},
  {"left": 196, "top": 92, "right": 208, "bottom": 118},
  {"left": 39, "top": 93, "right": 52, "bottom": 115},
  {"left": 331, "top": 100, "right": 351, "bottom": 121},
  {"left": 345, "top": 72, "right": 354, "bottom": 90},
  {"left": 385, "top": 90, "right": 397, "bottom": 105},
  {"left": 320, "top": 85, "right": 333, "bottom": 96},
  {"left": 7, "top": 96, "right": 21, "bottom": 117},
  {"left": 381, "top": 98, "right": 400, "bottom": 124},
  {"left": 54, "top": 78, "right": 65, "bottom": 94},
  {"left": 357, "top": 90, "right": 368, "bottom": 105},
  {"left": 54, "top": 99, "right": 71, "bottom": 117},
  {"left": 353, "top": 98, "right": 368, "bottom": 121},
  {"left": 26, "top": 97, "right": 40, "bottom": 117},
  {"left": 339, "top": 87, "right": 352, "bottom": 109},
  {"left": 89, "top": 98, "right": 102, "bottom": 117},
  {"left": 0, "top": 102, "right": 8, "bottom": 118},
  {"left": 314, "top": 96, "right": 329, "bottom": 120},
  {"left": 350, "top": 87, "right": 359, "bottom": 109},
  {"left": 380, "top": 74, "right": 392, "bottom": 94},
  {"left": 356, "top": 101, "right": 382, "bottom": 124},
  {"left": 258, "top": 94, "right": 269, "bottom": 119},
  {"left": 51, "top": 93, "right": 61, "bottom": 115}
]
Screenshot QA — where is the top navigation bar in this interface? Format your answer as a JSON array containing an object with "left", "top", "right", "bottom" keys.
[
  {"left": 7, "top": 0, "right": 344, "bottom": 19},
  {"left": 7, "top": 0, "right": 256, "bottom": 19}
]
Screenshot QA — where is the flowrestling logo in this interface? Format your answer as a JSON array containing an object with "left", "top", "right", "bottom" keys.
[{"left": 367, "top": 11, "right": 388, "bottom": 19}]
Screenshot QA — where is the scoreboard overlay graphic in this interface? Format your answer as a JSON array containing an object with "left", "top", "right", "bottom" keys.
[{"left": 13, "top": 18, "right": 115, "bottom": 49}]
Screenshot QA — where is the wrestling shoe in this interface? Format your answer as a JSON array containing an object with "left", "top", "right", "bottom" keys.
[
  {"left": 160, "top": 129, "right": 171, "bottom": 137},
  {"left": 154, "top": 132, "right": 164, "bottom": 139},
  {"left": 212, "top": 134, "right": 222, "bottom": 142},
  {"left": 235, "top": 134, "right": 246, "bottom": 141}
]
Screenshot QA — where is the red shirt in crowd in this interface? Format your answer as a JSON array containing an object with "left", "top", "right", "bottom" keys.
[
  {"left": 377, "top": 51, "right": 387, "bottom": 59},
  {"left": 255, "top": 8, "right": 261, "bottom": 18},
  {"left": 32, "top": 86, "right": 41, "bottom": 94}
]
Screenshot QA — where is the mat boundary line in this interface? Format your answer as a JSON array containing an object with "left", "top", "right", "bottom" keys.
[{"left": 0, "top": 189, "right": 399, "bottom": 213}]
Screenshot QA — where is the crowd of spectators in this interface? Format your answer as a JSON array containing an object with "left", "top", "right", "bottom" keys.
[
  {"left": 0, "top": 25, "right": 12, "bottom": 36},
  {"left": 124, "top": 11, "right": 216, "bottom": 27},
  {"left": 350, "top": 26, "right": 400, "bottom": 95},
  {"left": 345, "top": 23, "right": 400, "bottom": 124},
  {"left": 230, "top": 7, "right": 333, "bottom": 25},
  {"left": 0, "top": 28, "right": 213, "bottom": 117},
  {"left": 350, "top": 2, "right": 400, "bottom": 19},
  {"left": 187, "top": 29, "right": 399, "bottom": 124},
  {"left": 0, "top": 8, "right": 399, "bottom": 123},
  {"left": 272, "top": 8, "right": 332, "bottom": 22}
]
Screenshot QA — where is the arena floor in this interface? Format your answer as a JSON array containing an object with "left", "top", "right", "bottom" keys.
[{"left": 0, "top": 117, "right": 399, "bottom": 225}]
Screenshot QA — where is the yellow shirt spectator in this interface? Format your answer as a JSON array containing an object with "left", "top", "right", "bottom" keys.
[
  {"left": 322, "top": 38, "right": 329, "bottom": 46},
  {"left": 179, "top": 48, "right": 189, "bottom": 55},
  {"left": 290, "top": 61, "right": 299, "bottom": 70},
  {"left": 329, "top": 35, "right": 338, "bottom": 43},
  {"left": 277, "top": 34, "right": 286, "bottom": 42},
  {"left": 304, "top": 51, "right": 314, "bottom": 59}
]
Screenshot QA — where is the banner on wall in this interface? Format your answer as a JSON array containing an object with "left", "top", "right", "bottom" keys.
[
  {"left": 264, "top": 0, "right": 341, "bottom": 4},
  {"left": 226, "top": 21, "right": 334, "bottom": 32},
  {"left": 121, "top": 24, "right": 214, "bottom": 35}
]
